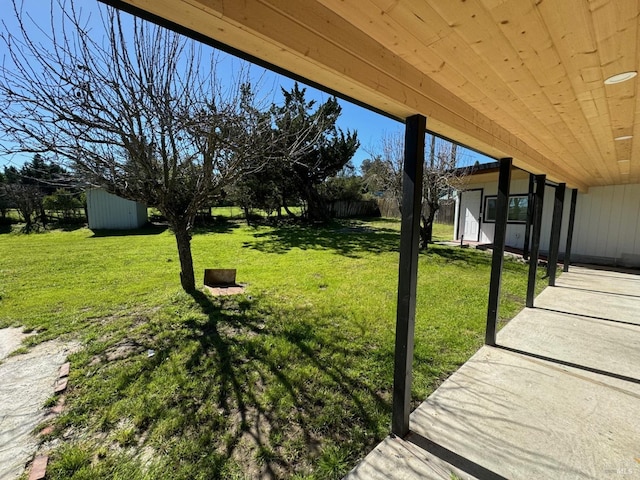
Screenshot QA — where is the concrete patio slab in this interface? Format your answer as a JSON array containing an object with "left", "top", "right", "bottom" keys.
[{"left": 344, "top": 266, "right": 640, "bottom": 480}]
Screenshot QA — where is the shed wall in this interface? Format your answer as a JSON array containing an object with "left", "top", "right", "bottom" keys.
[{"left": 86, "top": 189, "right": 148, "bottom": 230}]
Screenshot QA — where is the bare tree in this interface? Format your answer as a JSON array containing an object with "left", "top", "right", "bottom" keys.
[
  {"left": 364, "top": 131, "right": 468, "bottom": 249},
  {"left": 362, "top": 131, "right": 404, "bottom": 211},
  {"left": 1, "top": 183, "right": 42, "bottom": 231},
  {"left": 420, "top": 136, "right": 459, "bottom": 247},
  {"left": 0, "top": 1, "right": 271, "bottom": 291}
]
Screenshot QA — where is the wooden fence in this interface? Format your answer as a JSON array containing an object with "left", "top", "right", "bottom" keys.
[
  {"left": 330, "top": 200, "right": 380, "bottom": 218},
  {"left": 375, "top": 198, "right": 455, "bottom": 225}
]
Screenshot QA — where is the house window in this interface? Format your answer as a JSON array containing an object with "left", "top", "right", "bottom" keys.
[{"left": 484, "top": 195, "right": 528, "bottom": 223}]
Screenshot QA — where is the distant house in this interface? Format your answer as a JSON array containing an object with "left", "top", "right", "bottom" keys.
[
  {"left": 86, "top": 188, "right": 148, "bottom": 230},
  {"left": 455, "top": 163, "right": 640, "bottom": 268}
]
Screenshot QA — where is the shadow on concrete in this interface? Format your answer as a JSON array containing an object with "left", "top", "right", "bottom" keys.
[
  {"left": 495, "top": 345, "right": 640, "bottom": 385},
  {"left": 406, "top": 431, "right": 509, "bottom": 480},
  {"left": 571, "top": 264, "right": 640, "bottom": 276},
  {"left": 535, "top": 306, "right": 640, "bottom": 328},
  {"left": 554, "top": 284, "right": 640, "bottom": 299}
]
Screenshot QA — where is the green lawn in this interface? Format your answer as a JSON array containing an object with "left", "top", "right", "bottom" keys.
[{"left": 0, "top": 219, "right": 548, "bottom": 479}]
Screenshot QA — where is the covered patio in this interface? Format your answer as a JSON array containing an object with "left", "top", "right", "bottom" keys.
[
  {"left": 100, "top": 1, "right": 640, "bottom": 477},
  {"left": 346, "top": 265, "right": 640, "bottom": 478}
]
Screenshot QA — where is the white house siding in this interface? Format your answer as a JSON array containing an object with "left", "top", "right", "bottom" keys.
[
  {"left": 460, "top": 177, "right": 531, "bottom": 249},
  {"left": 86, "top": 188, "right": 148, "bottom": 230},
  {"left": 456, "top": 178, "right": 640, "bottom": 267},
  {"left": 571, "top": 184, "right": 640, "bottom": 266}
]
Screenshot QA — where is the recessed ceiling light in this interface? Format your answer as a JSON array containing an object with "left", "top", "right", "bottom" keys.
[
  {"left": 604, "top": 71, "right": 637, "bottom": 84},
  {"left": 615, "top": 135, "right": 633, "bottom": 141}
]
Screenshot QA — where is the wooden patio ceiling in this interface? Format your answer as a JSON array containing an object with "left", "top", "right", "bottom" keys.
[{"left": 106, "top": 0, "right": 640, "bottom": 191}]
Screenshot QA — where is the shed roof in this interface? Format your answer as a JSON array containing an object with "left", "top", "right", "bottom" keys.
[{"left": 103, "top": 0, "right": 640, "bottom": 191}]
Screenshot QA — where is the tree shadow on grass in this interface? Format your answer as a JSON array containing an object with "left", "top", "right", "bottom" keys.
[
  {"left": 426, "top": 245, "right": 494, "bottom": 268},
  {"left": 427, "top": 244, "right": 527, "bottom": 274},
  {"left": 90, "top": 219, "right": 240, "bottom": 238},
  {"left": 55, "top": 222, "right": 88, "bottom": 232},
  {"left": 242, "top": 220, "right": 400, "bottom": 257},
  {"left": 90, "top": 223, "right": 169, "bottom": 237},
  {"left": 0, "top": 221, "right": 87, "bottom": 235},
  {"left": 173, "top": 289, "right": 392, "bottom": 478},
  {"left": 191, "top": 217, "right": 240, "bottom": 235}
]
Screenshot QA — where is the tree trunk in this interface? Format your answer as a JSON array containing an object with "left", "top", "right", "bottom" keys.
[
  {"left": 39, "top": 204, "right": 47, "bottom": 226},
  {"left": 173, "top": 223, "right": 196, "bottom": 292},
  {"left": 242, "top": 205, "right": 252, "bottom": 226},
  {"left": 283, "top": 204, "right": 298, "bottom": 218},
  {"left": 24, "top": 214, "right": 33, "bottom": 233},
  {"left": 305, "top": 185, "right": 330, "bottom": 223},
  {"left": 419, "top": 203, "right": 437, "bottom": 250}
]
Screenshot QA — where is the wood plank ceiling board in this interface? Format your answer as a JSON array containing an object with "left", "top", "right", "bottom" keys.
[
  {"left": 497, "top": 0, "right": 616, "bottom": 185},
  {"left": 239, "top": 0, "right": 589, "bottom": 187},
  {"left": 428, "top": 0, "right": 600, "bottom": 183},
  {"left": 319, "top": 0, "right": 590, "bottom": 185},
  {"left": 104, "top": 0, "right": 640, "bottom": 190},
  {"left": 631, "top": 77, "right": 640, "bottom": 184},
  {"left": 322, "top": 0, "right": 567, "bottom": 167},
  {"left": 537, "top": 0, "right": 618, "bottom": 185},
  {"left": 361, "top": 0, "right": 592, "bottom": 181},
  {"left": 592, "top": 0, "right": 639, "bottom": 184}
]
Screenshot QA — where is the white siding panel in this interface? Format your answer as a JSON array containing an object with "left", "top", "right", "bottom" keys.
[
  {"left": 594, "top": 187, "right": 613, "bottom": 257},
  {"left": 505, "top": 224, "right": 526, "bottom": 249},
  {"left": 86, "top": 188, "right": 147, "bottom": 230},
  {"left": 481, "top": 223, "right": 494, "bottom": 244},
  {"left": 508, "top": 179, "right": 529, "bottom": 197},
  {"left": 585, "top": 188, "right": 603, "bottom": 256},
  {"left": 606, "top": 186, "right": 624, "bottom": 258},
  {"left": 630, "top": 187, "right": 640, "bottom": 256},
  {"left": 572, "top": 188, "right": 591, "bottom": 256},
  {"left": 568, "top": 184, "right": 640, "bottom": 266},
  {"left": 136, "top": 202, "right": 148, "bottom": 227},
  {"left": 539, "top": 185, "right": 555, "bottom": 253},
  {"left": 618, "top": 185, "right": 638, "bottom": 256}
]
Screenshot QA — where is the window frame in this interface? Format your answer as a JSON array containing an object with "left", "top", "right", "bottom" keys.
[{"left": 483, "top": 194, "right": 529, "bottom": 224}]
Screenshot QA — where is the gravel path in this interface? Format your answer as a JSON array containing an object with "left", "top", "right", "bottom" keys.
[{"left": 0, "top": 328, "right": 79, "bottom": 480}]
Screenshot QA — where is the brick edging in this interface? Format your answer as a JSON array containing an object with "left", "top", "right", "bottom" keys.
[{"left": 29, "top": 361, "right": 71, "bottom": 480}]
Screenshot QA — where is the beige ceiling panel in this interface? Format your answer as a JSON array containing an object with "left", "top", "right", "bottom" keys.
[{"left": 321, "top": 0, "right": 587, "bottom": 180}]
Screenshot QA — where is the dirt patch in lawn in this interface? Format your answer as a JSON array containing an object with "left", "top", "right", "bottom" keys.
[{"left": 0, "top": 328, "right": 80, "bottom": 480}]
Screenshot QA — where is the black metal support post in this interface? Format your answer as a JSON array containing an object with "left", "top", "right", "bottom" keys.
[
  {"left": 547, "top": 183, "right": 566, "bottom": 286},
  {"left": 526, "top": 175, "right": 546, "bottom": 308},
  {"left": 523, "top": 174, "right": 534, "bottom": 260},
  {"left": 563, "top": 189, "right": 578, "bottom": 272},
  {"left": 485, "top": 158, "right": 512, "bottom": 346},
  {"left": 391, "top": 114, "right": 426, "bottom": 438}
]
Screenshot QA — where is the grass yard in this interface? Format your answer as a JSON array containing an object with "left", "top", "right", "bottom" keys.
[{"left": 0, "top": 219, "right": 548, "bottom": 479}]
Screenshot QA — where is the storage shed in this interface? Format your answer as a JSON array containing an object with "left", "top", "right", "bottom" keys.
[
  {"left": 455, "top": 164, "right": 640, "bottom": 268},
  {"left": 86, "top": 188, "right": 148, "bottom": 230}
]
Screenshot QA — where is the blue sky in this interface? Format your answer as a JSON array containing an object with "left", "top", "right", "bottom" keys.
[{"left": 0, "top": 1, "right": 491, "bottom": 171}]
